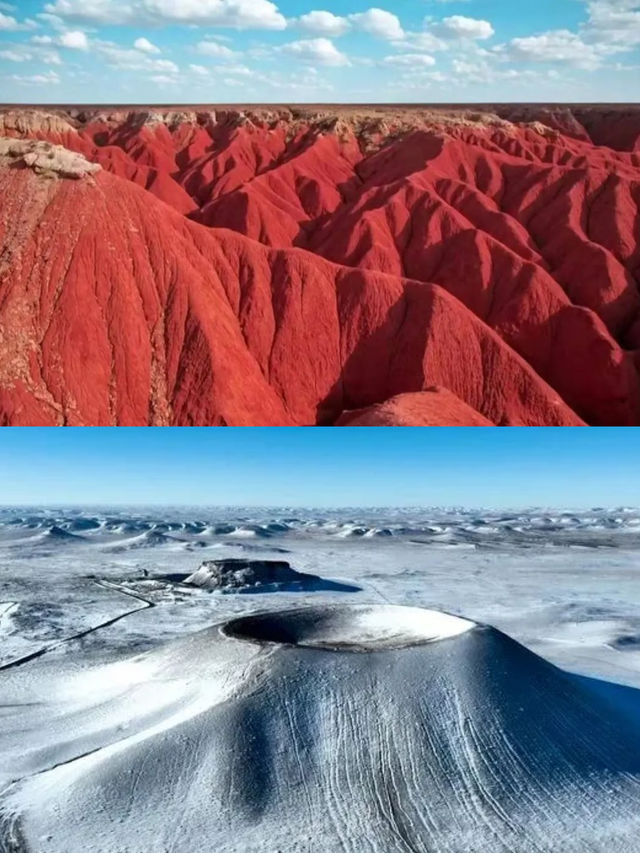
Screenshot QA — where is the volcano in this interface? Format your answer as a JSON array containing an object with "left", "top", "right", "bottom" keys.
[
  {"left": 1, "top": 105, "right": 640, "bottom": 425},
  {"left": 1, "top": 604, "right": 639, "bottom": 852}
]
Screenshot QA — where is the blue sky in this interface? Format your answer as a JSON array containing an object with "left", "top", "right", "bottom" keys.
[
  {"left": 0, "top": 428, "right": 638, "bottom": 507},
  {"left": 1, "top": 0, "right": 639, "bottom": 103}
]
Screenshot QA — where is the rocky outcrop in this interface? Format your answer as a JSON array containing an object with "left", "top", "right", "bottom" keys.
[
  {"left": 0, "top": 138, "right": 100, "bottom": 179},
  {"left": 185, "top": 559, "right": 359, "bottom": 593}
]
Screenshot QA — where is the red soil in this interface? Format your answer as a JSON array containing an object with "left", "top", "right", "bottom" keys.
[
  {"left": 1, "top": 105, "right": 639, "bottom": 426},
  {"left": 337, "top": 389, "right": 493, "bottom": 426}
]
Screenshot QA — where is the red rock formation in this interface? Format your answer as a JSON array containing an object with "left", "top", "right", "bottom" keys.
[
  {"left": 337, "top": 389, "right": 493, "bottom": 426},
  {"left": 1, "top": 105, "right": 639, "bottom": 426}
]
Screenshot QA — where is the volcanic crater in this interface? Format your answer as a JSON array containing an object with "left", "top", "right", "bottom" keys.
[{"left": 222, "top": 603, "right": 475, "bottom": 650}]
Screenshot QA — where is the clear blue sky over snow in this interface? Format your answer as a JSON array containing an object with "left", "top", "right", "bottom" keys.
[
  {"left": 0, "top": 427, "right": 638, "bottom": 508},
  {"left": 1, "top": 0, "right": 638, "bottom": 103}
]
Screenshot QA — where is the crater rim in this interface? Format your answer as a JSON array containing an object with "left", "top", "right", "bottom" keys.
[{"left": 221, "top": 603, "right": 475, "bottom": 652}]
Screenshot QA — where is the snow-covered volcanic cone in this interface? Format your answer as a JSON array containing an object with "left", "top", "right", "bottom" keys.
[{"left": 1, "top": 605, "right": 639, "bottom": 852}]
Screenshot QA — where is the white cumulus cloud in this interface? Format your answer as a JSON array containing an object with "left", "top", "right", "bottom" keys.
[
  {"left": 394, "top": 31, "right": 447, "bottom": 52},
  {"left": 150, "top": 73, "right": 177, "bottom": 84},
  {"left": 0, "top": 10, "right": 18, "bottom": 29},
  {"left": 498, "top": 1, "right": 640, "bottom": 75},
  {"left": 27, "top": 31, "right": 85, "bottom": 57},
  {"left": 383, "top": 53, "right": 436, "bottom": 67},
  {"left": 294, "top": 10, "right": 350, "bottom": 37},
  {"left": 134, "top": 36, "right": 160, "bottom": 53},
  {"left": 96, "top": 41, "right": 180, "bottom": 73},
  {"left": 0, "top": 10, "right": 37, "bottom": 30},
  {"left": 280, "top": 37, "right": 349, "bottom": 66},
  {"left": 582, "top": 0, "right": 640, "bottom": 48},
  {"left": 505, "top": 29, "right": 603, "bottom": 69},
  {"left": 0, "top": 48, "right": 27, "bottom": 61},
  {"left": 348, "top": 8, "right": 404, "bottom": 40},
  {"left": 44, "top": 0, "right": 287, "bottom": 29},
  {"left": 12, "top": 70, "right": 61, "bottom": 84},
  {"left": 432, "top": 15, "right": 494, "bottom": 40},
  {"left": 58, "top": 29, "right": 89, "bottom": 49},
  {"left": 196, "top": 39, "right": 237, "bottom": 58},
  {"left": 216, "top": 63, "right": 251, "bottom": 74}
]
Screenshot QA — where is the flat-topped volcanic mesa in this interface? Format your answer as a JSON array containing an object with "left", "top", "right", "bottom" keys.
[
  {"left": 184, "top": 558, "right": 360, "bottom": 593},
  {"left": 1, "top": 105, "right": 640, "bottom": 425}
]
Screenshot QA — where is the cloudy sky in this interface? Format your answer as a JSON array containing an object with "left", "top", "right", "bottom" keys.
[{"left": 1, "top": 0, "right": 639, "bottom": 103}]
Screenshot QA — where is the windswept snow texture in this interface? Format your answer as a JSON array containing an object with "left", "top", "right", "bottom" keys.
[
  {"left": 1, "top": 506, "right": 640, "bottom": 852},
  {"left": 2, "top": 105, "right": 640, "bottom": 425}
]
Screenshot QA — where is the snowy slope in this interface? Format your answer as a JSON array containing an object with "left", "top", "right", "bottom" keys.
[{"left": 1, "top": 605, "right": 639, "bottom": 852}]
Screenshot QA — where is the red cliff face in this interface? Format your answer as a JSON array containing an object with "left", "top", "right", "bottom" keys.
[{"left": 1, "top": 105, "right": 639, "bottom": 426}]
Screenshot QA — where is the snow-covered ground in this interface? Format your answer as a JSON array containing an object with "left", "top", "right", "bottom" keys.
[
  {"left": 1, "top": 505, "right": 639, "bottom": 684},
  {"left": 1, "top": 506, "right": 639, "bottom": 851}
]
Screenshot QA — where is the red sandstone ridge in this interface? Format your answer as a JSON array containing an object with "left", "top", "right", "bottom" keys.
[
  {"left": 0, "top": 104, "right": 639, "bottom": 426},
  {"left": 337, "top": 390, "right": 493, "bottom": 426}
]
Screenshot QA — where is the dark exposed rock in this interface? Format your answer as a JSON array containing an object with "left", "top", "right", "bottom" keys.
[{"left": 185, "top": 559, "right": 360, "bottom": 594}]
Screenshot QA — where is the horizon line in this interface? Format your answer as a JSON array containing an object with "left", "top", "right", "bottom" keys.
[
  {"left": 0, "top": 502, "right": 635, "bottom": 511},
  {"left": 3, "top": 101, "right": 640, "bottom": 109}
]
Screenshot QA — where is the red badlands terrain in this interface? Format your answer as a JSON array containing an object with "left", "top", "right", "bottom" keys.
[{"left": 1, "top": 104, "right": 639, "bottom": 426}]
